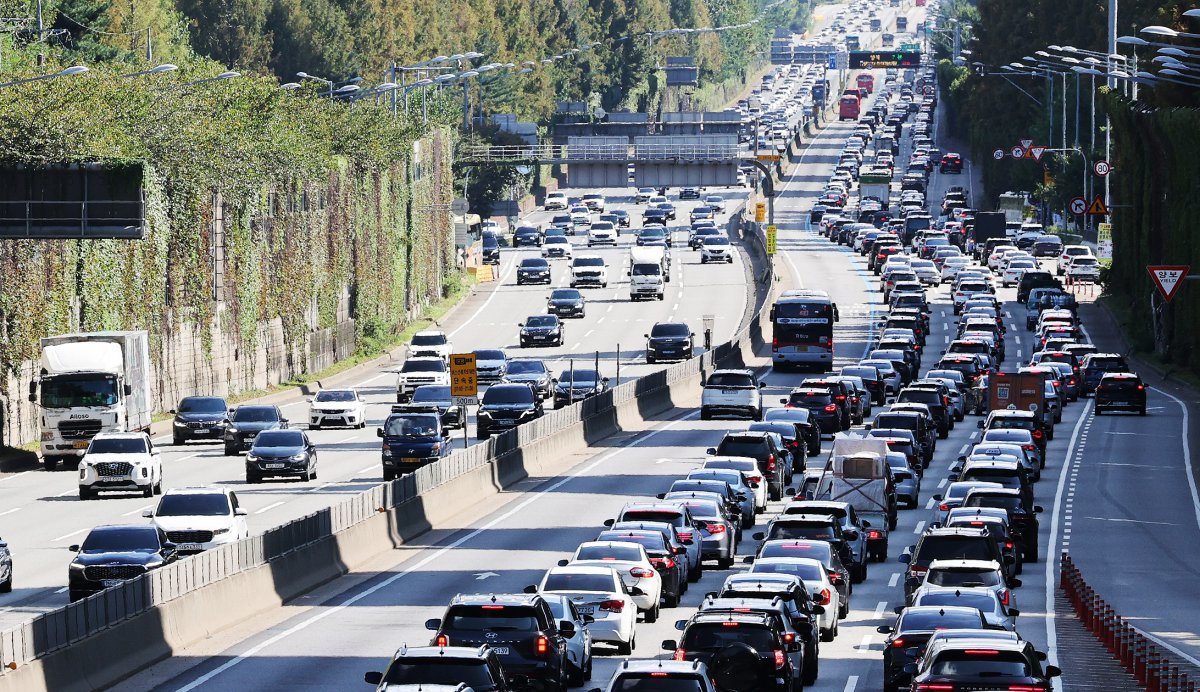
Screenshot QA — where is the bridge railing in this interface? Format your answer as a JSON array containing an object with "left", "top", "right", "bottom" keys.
[{"left": 459, "top": 143, "right": 743, "bottom": 163}]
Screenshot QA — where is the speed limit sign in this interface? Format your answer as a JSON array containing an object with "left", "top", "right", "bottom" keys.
[
  {"left": 993, "top": 149, "right": 1005, "bottom": 160},
  {"left": 1094, "top": 160, "right": 1111, "bottom": 176}
]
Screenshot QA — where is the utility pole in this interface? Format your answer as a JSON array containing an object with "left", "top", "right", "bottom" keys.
[{"left": 35, "top": 0, "right": 44, "bottom": 65}]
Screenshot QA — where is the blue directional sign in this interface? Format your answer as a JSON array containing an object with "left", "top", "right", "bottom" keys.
[{"left": 827, "top": 54, "right": 838, "bottom": 69}]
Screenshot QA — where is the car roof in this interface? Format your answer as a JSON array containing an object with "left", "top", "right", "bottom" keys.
[
  {"left": 91, "top": 431, "right": 148, "bottom": 440},
  {"left": 450, "top": 593, "right": 541, "bottom": 607},
  {"left": 162, "top": 486, "right": 231, "bottom": 496},
  {"left": 613, "top": 659, "right": 709, "bottom": 675},
  {"left": 927, "top": 558, "right": 1003, "bottom": 571}
]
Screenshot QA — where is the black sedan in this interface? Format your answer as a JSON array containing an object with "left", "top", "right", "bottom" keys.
[
  {"left": 553, "top": 368, "right": 609, "bottom": 408},
  {"left": 477, "top": 383, "right": 543, "bottom": 439},
  {"left": 516, "top": 257, "right": 552, "bottom": 285},
  {"left": 223, "top": 405, "right": 288, "bottom": 455},
  {"left": 171, "top": 395, "right": 229, "bottom": 445},
  {"left": 513, "top": 225, "right": 544, "bottom": 247},
  {"left": 519, "top": 315, "right": 564, "bottom": 347},
  {"left": 245, "top": 429, "right": 318, "bottom": 483},
  {"left": 645, "top": 322, "right": 694, "bottom": 363},
  {"left": 547, "top": 288, "right": 586, "bottom": 318},
  {"left": 68, "top": 524, "right": 178, "bottom": 602}
]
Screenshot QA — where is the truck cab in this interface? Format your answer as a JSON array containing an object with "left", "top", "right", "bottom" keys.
[{"left": 30, "top": 331, "right": 151, "bottom": 470}]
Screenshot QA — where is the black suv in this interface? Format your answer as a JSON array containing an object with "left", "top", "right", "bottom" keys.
[
  {"left": 708, "top": 432, "right": 790, "bottom": 501},
  {"left": 378, "top": 409, "right": 451, "bottom": 480},
  {"left": 364, "top": 645, "right": 510, "bottom": 691},
  {"left": 170, "top": 396, "right": 230, "bottom": 445},
  {"left": 516, "top": 257, "right": 552, "bottom": 284},
  {"left": 962, "top": 487, "right": 1044, "bottom": 563},
  {"left": 899, "top": 527, "right": 1008, "bottom": 601},
  {"left": 871, "top": 410, "right": 935, "bottom": 466},
  {"left": 877, "top": 605, "right": 992, "bottom": 691},
  {"left": 222, "top": 404, "right": 288, "bottom": 455},
  {"left": 664, "top": 611, "right": 797, "bottom": 692},
  {"left": 803, "top": 379, "right": 855, "bottom": 428},
  {"left": 426, "top": 594, "right": 572, "bottom": 691},
  {"left": 716, "top": 573, "right": 823, "bottom": 685},
  {"left": 68, "top": 524, "right": 178, "bottom": 602},
  {"left": 1016, "top": 271, "right": 1061, "bottom": 302},
  {"left": 783, "top": 389, "right": 843, "bottom": 434},
  {"left": 481, "top": 231, "right": 501, "bottom": 265},
  {"left": 895, "top": 386, "right": 951, "bottom": 438},
  {"left": 1095, "top": 372, "right": 1147, "bottom": 415},
  {"left": 646, "top": 322, "right": 695, "bottom": 363},
  {"left": 513, "top": 225, "right": 544, "bottom": 248},
  {"left": 477, "top": 383, "right": 543, "bottom": 439},
  {"left": 697, "top": 598, "right": 810, "bottom": 689}
]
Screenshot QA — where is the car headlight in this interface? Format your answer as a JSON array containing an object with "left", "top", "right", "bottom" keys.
[
  {"left": 289, "top": 453, "right": 306, "bottom": 461},
  {"left": 173, "top": 420, "right": 187, "bottom": 427},
  {"left": 429, "top": 443, "right": 442, "bottom": 454},
  {"left": 212, "top": 528, "right": 229, "bottom": 536},
  {"left": 246, "top": 454, "right": 259, "bottom": 462},
  {"left": 226, "top": 427, "right": 239, "bottom": 434},
  {"left": 68, "top": 562, "right": 86, "bottom": 573},
  {"left": 382, "top": 448, "right": 393, "bottom": 457}
]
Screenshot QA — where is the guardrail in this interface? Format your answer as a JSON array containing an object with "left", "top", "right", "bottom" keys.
[
  {"left": 0, "top": 201, "right": 774, "bottom": 688},
  {"left": 1061, "top": 552, "right": 1200, "bottom": 691},
  {"left": 460, "top": 143, "right": 743, "bottom": 164}
]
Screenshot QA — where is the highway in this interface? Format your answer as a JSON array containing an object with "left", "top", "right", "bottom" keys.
[
  {"left": 0, "top": 185, "right": 752, "bottom": 630},
  {"left": 108, "top": 53, "right": 1100, "bottom": 690}
]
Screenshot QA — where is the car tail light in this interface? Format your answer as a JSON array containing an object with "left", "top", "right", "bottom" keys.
[
  {"left": 1006, "top": 540, "right": 1015, "bottom": 550},
  {"left": 915, "top": 685, "right": 956, "bottom": 691},
  {"left": 909, "top": 564, "right": 928, "bottom": 577},
  {"left": 836, "top": 395, "right": 846, "bottom": 401},
  {"left": 748, "top": 475, "right": 762, "bottom": 485},
  {"left": 599, "top": 599, "right": 625, "bottom": 613},
  {"left": 435, "top": 634, "right": 449, "bottom": 647},
  {"left": 767, "top": 455, "right": 777, "bottom": 472},
  {"left": 1069, "top": 378, "right": 1077, "bottom": 385},
  {"left": 630, "top": 567, "right": 654, "bottom": 578},
  {"left": 939, "top": 503, "right": 950, "bottom": 511},
  {"left": 1032, "top": 429, "right": 1043, "bottom": 440},
  {"left": 677, "top": 531, "right": 694, "bottom": 541},
  {"left": 891, "top": 637, "right": 907, "bottom": 648},
  {"left": 1138, "top": 384, "right": 1145, "bottom": 390},
  {"left": 782, "top": 632, "right": 796, "bottom": 644},
  {"left": 1023, "top": 444, "right": 1036, "bottom": 452},
  {"left": 773, "top": 650, "right": 786, "bottom": 670},
  {"left": 708, "top": 523, "right": 728, "bottom": 534},
  {"left": 536, "top": 635, "right": 550, "bottom": 656},
  {"left": 772, "top": 338, "right": 779, "bottom": 351},
  {"left": 868, "top": 530, "right": 882, "bottom": 540},
  {"left": 1006, "top": 686, "right": 1047, "bottom": 692},
  {"left": 817, "top": 588, "right": 831, "bottom": 605},
  {"left": 824, "top": 404, "right": 838, "bottom": 412},
  {"left": 1000, "top": 589, "right": 1011, "bottom": 606},
  {"left": 673, "top": 648, "right": 686, "bottom": 661}
]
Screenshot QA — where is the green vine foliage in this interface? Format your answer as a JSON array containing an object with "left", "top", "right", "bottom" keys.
[{"left": 0, "top": 62, "right": 460, "bottom": 401}]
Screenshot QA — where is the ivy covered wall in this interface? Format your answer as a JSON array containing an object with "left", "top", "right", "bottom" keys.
[{"left": 0, "top": 67, "right": 458, "bottom": 447}]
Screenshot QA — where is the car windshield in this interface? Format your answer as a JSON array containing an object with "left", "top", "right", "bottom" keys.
[
  {"left": 178, "top": 397, "right": 226, "bottom": 414},
  {"left": 526, "top": 316, "right": 558, "bottom": 328},
  {"left": 611, "top": 677, "right": 708, "bottom": 692},
  {"left": 382, "top": 658, "right": 495, "bottom": 686},
  {"left": 401, "top": 360, "right": 445, "bottom": 373},
  {"left": 550, "top": 289, "right": 582, "bottom": 301},
  {"left": 155, "top": 493, "right": 230, "bottom": 517},
  {"left": 315, "top": 390, "right": 355, "bottom": 402},
  {"left": 927, "top": 569, "right": 1002, "bottom": 588},
  {"left": 384, "top": 415, "right": 440, "bottom": 436},
  {"left": 651, "top": 323, "right": 690, "bottom": 337},
  {"left": 81, "top": 527, "right": 159, "bottom": 553},
  {"left": 506, "top": 360, "right": 547, "bottom": 376},
  {"left": 254, "top": 430, "right": 303, "bottom": 447},
  {"left": 768, "top": 523, "right": 834, "bottom": 541},
  {"left": 716, "top": 438, "right": 768, "bottom": 458},
  {"left": 899, "top": 610, "right": 983, "bottom": 631},
  {"left": 683, "top": 624, "right": 777, "bottom": 652},
  {"left": 233, "top": 407, "right": 279, "bottom": 422},
  {"left": 475, "top": 350, "right": 505, "bottom": 361},
  {"left": 521, "top": 259, "right": 548, "bottom": 268},
  {"left": 410, "top": 334, "right": 446, "bottom": 346},
  {"left": 929, "top": 651, "right": 1030, "bottom": 677},
  {"left": 622, "top": 510, "right": 682, "bottom": 525},
  {"left": 632, "top": 263, "right": 662, "bottom": 276},
  {"left": 918, "top": 537, "right": 995, "bottom": 562},
  {"left": 546, "top": 236, "right": 568, "bottom": 244},
  {"left": 704, "top": 237, "right": 730, "bottom": 246},
  {"left": 965, "top": 493, "right": 1023, "bottom": 510},
  {"left": 577, "top": 544, "right": 642, "bottom": 561},
  {"left": 599, "top": 532, "right": 667, "bottom": 552},
  {"left": 983, "top": 430, "right": 1032, "bottom": 443},
  {"left": 751, "top": 560, "right": 824, "bottom": 581},
  {"left": 87, "top": 437, "right": 148, "bottom": 455},
  {"left": 559, "top": 369, "right": 599, "bottom": 385},
  {"left": 574, "top": 257, "right": 605, "bottom": 267},
  {"left": 543, "top": 572, "right": 617, "bottom": 592},
  {"left": 482, "top": 386, "right": 534, "bottom": 405},
  {"left": 412, "top": 386, "right": 451, "bottom": 402},
  {"left": 707, "top": 373, "right": 754, "bottom": 388},
  {"left": 41, "top": 374, "right": 119, "bottom": 408}
]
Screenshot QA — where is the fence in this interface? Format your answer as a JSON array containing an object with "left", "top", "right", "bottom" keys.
[
  {"left": 0, "top": 202, "right": 773, "bottom": 685},
  {"left": 1060, "top": 552, "right": 1200, "bottom": 691}
]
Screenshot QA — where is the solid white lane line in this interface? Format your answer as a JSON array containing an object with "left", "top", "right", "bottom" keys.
[
  {"left": 54, "top": 488, "right": 76, "bottom": 497},
  {"left": 0, "top": 471, "right": 31, "bottom": 485},
  {"left": 357, "top": 465, "right": 377, "bottom": 475},
  {"left": 1145, "top": 386, "right": 1200, "bottom": 534},
  {"left": 52, "top": 528, "right": 88, "bottom": 542},
  {"left": 0, "top": 507, "right": 21, "bottom": 517},
  {"left": 123, "top": 503, "right": 155, "bottom": 517},
  {"left": 172, "top": 408, "right": 700, "bottom": 692},
  {"left": 254, "top": 501, "right": 285, "bottom": 515}
]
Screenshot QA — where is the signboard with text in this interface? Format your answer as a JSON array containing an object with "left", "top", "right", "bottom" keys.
[
  {"left": 449, "top": 353, "right": 478, "bottom": 399},
  {"left": 849, "top": 51, "right": 921, "bottom": 69}
]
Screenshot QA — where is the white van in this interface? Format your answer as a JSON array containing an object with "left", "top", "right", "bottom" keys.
[{"left": 629, "top": 246, "right": 666, "bottom": 301}]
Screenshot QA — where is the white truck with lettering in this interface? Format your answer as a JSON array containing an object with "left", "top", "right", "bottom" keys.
[
  {"left": 628, "top": 246, "right": 668, "bottom": 301},
  {"left": 29, "top": 331, "right": 152, "bottom": 471}
]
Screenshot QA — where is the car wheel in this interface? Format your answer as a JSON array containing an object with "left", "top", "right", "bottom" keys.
[
  {"left": 689, "top": 562, "right": 703, "bottom": 583},
  {"left": 802, "top": 647, "right": 819, "bottom": 684},
  {"left": 644, "top": 604, "right": 659, "bottom": 623},
  {"left": 173, "top": 434, "right": 185, "bottom": 446},
  {"left": 383, "top": 469, "right": 396, "bottom": 482},
  {"left": 224, "top": 446, "right": 236, "bottom": 456},
  {"left": 719, "top": 554, "right": 735, "bottom": 569},
  {"left": 142, "top": 484, "right": 154, "bottom": 498},
  {"left": 700, "top": 407, "right": 712, "bottom": 421},
  {"left": 617, "top": 638, "right": 634, "bottom": 656},
  {"left": 78, "top": 487, "right": 92, "bottom": 501},
  {"left": 664, "top": 591, "right": 680, "bottom": 608},
  {"left": 310, "top": 423, "right": 321, "bottom": 431},
  {"left": 1025, "top": 543, "right": 1040, "bottom": 563},
  {"left": 0, "top": 576, "right": 10, "bottom": 594},
  {"left": 647, "top": 355, "right": 656, "bottom": 364},
  {"left": 300, "top": 469, "right": 312, "bottom": 483},
  {"left": 1139, "top": 407, "right": 1147, "bottom": 416},
  {"left": 477, "top": 428, "right": 490, "bottom": 440},
  {"left": 154, "top": 478, "right": 163, "bottom": 495},
  {"left": 820, "top": 626, "right": 834, "bottom": 643}
]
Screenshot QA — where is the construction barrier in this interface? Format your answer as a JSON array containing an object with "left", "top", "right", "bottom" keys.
[{"left": 1060, "top": 552, "right": 1199, "bottom": 691}]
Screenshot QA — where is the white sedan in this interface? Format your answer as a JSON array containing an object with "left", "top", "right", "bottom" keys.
[
  {"left": 749, "top": 556, "right": 842, "bottom": 641},
  {"left": 308, "top": 388, "right": 366, "bottom": 429},
  {"left": 1003, "top": 259, "right": 1037, "bottom": 286},
  {"left": 940, "top": 256, "right": 972, "bottom": 282},
  {"left": 566, "top": 541, "right": 663, "bottom": 622},
  {"left": 536, "top": 565, "right": 637, "bottom": 654},
  {"left": 909, "top": 259, "right": 941, "bottom": 285}
]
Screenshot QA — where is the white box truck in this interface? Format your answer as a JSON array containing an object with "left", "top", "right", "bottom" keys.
[
  {"left": 629, "top": 246, "right": 668, "bottom": 301},
  {"left": 28, "top": 331, "right": 152, "bottom": 470}
]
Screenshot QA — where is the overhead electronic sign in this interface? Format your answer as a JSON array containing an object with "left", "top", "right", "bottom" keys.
[{"left": 848, "top": 51, "right": 921, "bottom": 69}]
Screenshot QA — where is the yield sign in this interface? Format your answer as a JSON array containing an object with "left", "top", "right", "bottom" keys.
[
  {"left": 1147, "top": 265, "right": 1190, "bottom": 302},
  {"left": 1029, "top": 146, "right": 1047, "bottom": 162},
  {"left": 1086, "top": 195, "right": 1109, "bottom": 216},
  {"left": 1020, "top": 139, "right": 1033, "bottom": 149}
]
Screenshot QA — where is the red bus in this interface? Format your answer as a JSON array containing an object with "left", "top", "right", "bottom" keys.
[
  {"left": 857, "top": 74, "right": 875, "bottom": 95},
  {"left": 839, "top": 95, "right": 861, "bottom": 120}
]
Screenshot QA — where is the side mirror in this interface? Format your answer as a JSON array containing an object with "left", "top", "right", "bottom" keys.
[
  {"left": 602, "top": 377, "right": 610, "bottom": 383},
  {"left": 364, "top": 672, "right": 384, "bottom": 685},
  {"left": 69, "top": 544, "right": 81, "bottom": 552},
  {"left": 861, "top": 520, "right": 872, "bottom": 528},
  {"left": 876, "top": 625, "right": 894, "bottom": 634},
  {"left": 583, "top": 615, "right": 595, "bottom": 624},
  {"left": 894, "top": 605, "right": 905, "bottom": 614},
  {"left": 811, "top": 604, "right": 825, "bottom": 615},
  {"left": 656, "top": 493, "right": 666, "bottom": 500},
  {"left": 557, "top": 559, "right": 570, "bottom": 567},
  {"left": 758, "top": 382, "right": 765, "bottom": 388},
  {"left": 559, "top": 620, "right": 576, "bottom": 634},
  {"left": 706, "top": 447, "right": 717, "bottom": 455},
  {"left": 1046, "top": 665, "right": 1061, "bottom": 678},
  {"left": 141, "top": 509, "right": 153, "bottom": 518},
  {"left": 1004, "top": 555, "right": 1015, "bottom": 564},
  {"left": 644, "top": 334, "right": 649, "bottom": 338},
  {"left": 424, "top": 618, "right": 441, "bottom": 631},
  {"left": 780, "top": 398, "right": 789, "bottom": 404},
  {"left": 1008, "top": 608, "right": 1021, "bottom": 617},
  {"left": 676, "top": 619, "right": 690, "bottom": 631},
  {"left": 376, "top": 428, "right": 384, "bottom": 438},
  {"left": 1034, "top": 505, "right": 1044, "bottom": 513},
  {"left": 1009, "top": 578, "right": 1023, "bottom": 588},
  {"left": 898, "top": 553, "right": 911, "bottom": 564},
  {"left": 843, "top": 530, "right": 859, "bottom": 541},
  {"left": 932, "top": 494, "right": 943, "bottom": 501},
  {"left": 524, "top": 584, "right": 538, "bottom": 594},
  {"left": 661, "top": 639, "right": 679, "bottom": 652},
  {"left": 169, "top": 409, "right": 177, "bottom": 414},
  {"left": 1036, "top": 651, "right": 1048, "bottom": 661},
  {"left": 902, "top": 663, "right": 918, "bottom": 675},
  {"left": 234, "top": 508, "right": 248, "bottom": 516},
  {"left": 753, "top": 532, "right": 766, "bottom": 541},
  {"left": 742, "top": 556, "right": 755, "bottom": 564},
  {"left": 785, "top": 487, "right": 796, "bottom": 496}
]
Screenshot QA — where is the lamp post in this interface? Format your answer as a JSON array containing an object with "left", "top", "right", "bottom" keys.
[
  {"left": 179, "top": 71, "right": 240, "bottom": 88},
  {"left": 478, "top": 65, "right": 531, "bottom": 125},
  {"left": 0, "top": 64, "right": 87, "bottom": 89},
  {"left": 119, "top": 64, "right": 177, "bottom": 79}
]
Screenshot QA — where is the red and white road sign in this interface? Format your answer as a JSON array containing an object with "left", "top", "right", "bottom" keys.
[
  {"left": 1011, "top": 146, "right": 1025, "bottom": 159},
  {"left": 1068, "top": 196, "right": 1088, "bottom": 216},
  {"left": 1020, "top": 139, "right": 1033, "bottom": 149},
  {"left": 1148, "top": 265, "right": 1190, "bottom": 302},
  {"left": 1029, "top": 146, "right": 1046, "bottom": 162},
  {"left": 993, "top": 148, "right": 1005, "bottom": 160},
  {"left": 1094, "top": 160, "right": 1111, "bottom": 176}
]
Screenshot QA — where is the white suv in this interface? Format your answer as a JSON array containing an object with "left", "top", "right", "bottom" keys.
[
  {"left": 544, "top": 191, "right": 568, "bottom": 210},
  {"left": 587, "top": 221, "right": 617, "bottom": 247},
  {"left": 407, "top": 330, "right": 451, "bottom": 361},
  {"left": 1057, "top": 245, "right": 1095, "bottom": 275},
  {"left": 395, "top": 357, "right": 451, "bottom": 402},
  {"left": 700, "top": 369, "right": 764, "bottom": 420},
  {"left": 570, "top": 255, "right": 609, "bottom": 288},
  {"left": 308, "top": 388, "right": 367, "bottom": 429},
  {"left": 142, "top": 487, "right": 249, "bottom": 554},
  {"left": 78, "top": 432, "right": 162, "bottom": 500}
]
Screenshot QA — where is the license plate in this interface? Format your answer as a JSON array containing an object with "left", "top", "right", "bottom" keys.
[
  {"left": 194, "top": 428, "right": 210, "bottom": 434},
  {"left": 401, "top": 457, "right": 421, "bottom": 464},
  {"left": 101, "top": 579, "right": 122, "bottom": 588},
  {"left": 576, "top": 606, "right": 595, "bottom": 615},
  {"left": 265, "top": 463, "right": 285, "bottom": 469},
  {"left": 73, "top": 440, "right": 89, "bottom": 449},
  {"left": 178, "top": 543, "right": 202, "bottom": 551},
  {"left": 491, "top": 646, "right": 510, "bottom": 655},
  {"left": 1111, "top": 401, "right": 1127, "bottom": 406}
]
